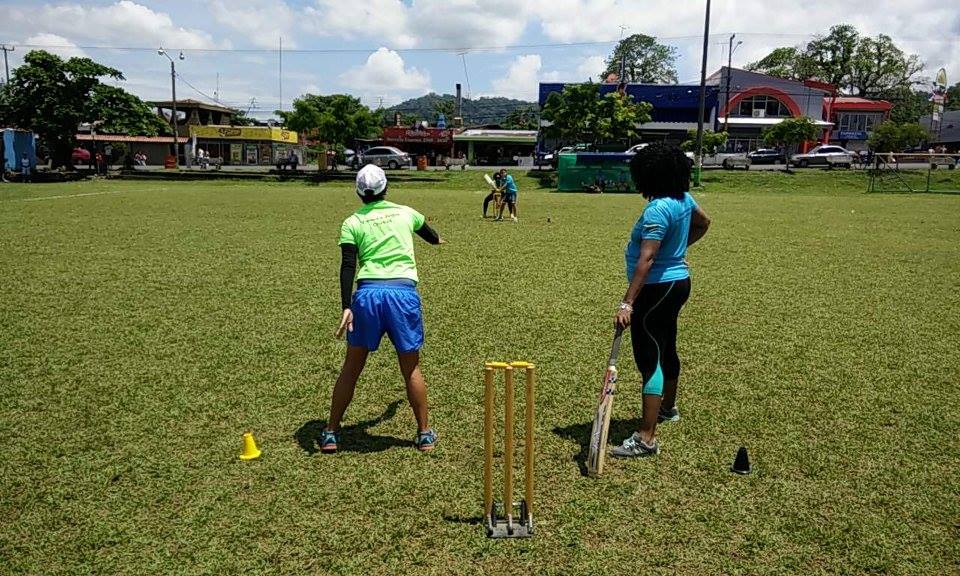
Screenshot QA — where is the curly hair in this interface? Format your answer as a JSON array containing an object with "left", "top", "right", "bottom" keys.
[{"left": 629, "top": 142, "right": 690, "bottom": 200}]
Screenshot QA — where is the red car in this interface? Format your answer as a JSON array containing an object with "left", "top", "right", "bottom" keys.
[{"left": 71, "top": 147, "right": 91, "bottom": 164}]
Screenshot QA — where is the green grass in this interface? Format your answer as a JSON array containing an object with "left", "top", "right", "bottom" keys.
[{"left": 1, "top": 171, "right": 958, "bottom": 575}]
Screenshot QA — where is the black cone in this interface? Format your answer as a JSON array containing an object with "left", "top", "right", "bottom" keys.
[{"left": 731, "top": 446, "right": 751, "bottom": 475}]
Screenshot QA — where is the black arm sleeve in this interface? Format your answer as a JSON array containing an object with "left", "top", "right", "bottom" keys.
[
  {"left": 415, "top": 222, "right": 441, "bottom": 245},
  {"left": 339, "top": 244, "right": 357, "bottom": 310}
]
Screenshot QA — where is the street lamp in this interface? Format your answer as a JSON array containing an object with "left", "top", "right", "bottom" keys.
[
  {"left": 158, "top": 47, "right": 185, "bottom": 167},
  {"left": 723, "top": 36, "right": 743, "bottom": 129}
]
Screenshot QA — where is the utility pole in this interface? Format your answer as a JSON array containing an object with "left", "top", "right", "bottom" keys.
[
  {"left": 693, "top": 0, "right": 711, "bottom": 187},
  {"left": 278, "top": 36, "right": 283, "bottom": 113},
  {"left": 723, "top": 34, "right": 742, "bottom": 130},
  {"left": 158, "top": 47, "right": 184, "bottom": 167},
  {"left": 1, "top": 44, "right": 14, "bottom": 84}
]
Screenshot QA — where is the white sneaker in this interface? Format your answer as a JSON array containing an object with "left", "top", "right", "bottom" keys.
[
  {"left": 610, "top": 432, "right": 659, "bottom": 458},
  {"left": 510, "top": 215, "right": 518, "bottom": 222}
]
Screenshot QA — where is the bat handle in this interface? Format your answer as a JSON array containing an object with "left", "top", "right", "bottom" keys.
[{"left": 608, "top": 326, "right": 624, "bottom": 366}]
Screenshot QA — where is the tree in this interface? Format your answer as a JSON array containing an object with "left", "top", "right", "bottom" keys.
[
  {"left": 867, "top": 121, "right": 929, "bottom": 152},
  {"left": 602, "top": 34, "right": 678, "bottom": 84},
  {"left": 540, "top": 83, "right": 651, "bottom": 145},
  {"left": 745, "top": 47, "right": 809, "bottom": 81},
  {"left": 0, "top": 50, "right": 162, "bottom": 167},
  {"left": 502, "top": 106, "right": 538, "bottom": 130},
  {"left": 276, "top": 94, "right": 380, "bottom": 147},
  {"left": 432, "top": 96, "right": 454, "bottom": 120},
  {"left": 229, "top": 109, "right": 257, "bottom": 126},
  {"left": 762, "top": 117, "right": 822, "bottom": 155},
  {"left": 747, "top": 24, "right": 924, "bottom": 98},
  {"left": 886, "top": 87, "right": 931, "bottom": 124},
  {"left": 593, "top": 92, "right": 651, "bottom": 143},
  {"left": 88, "top": 84, "right": 169, "bottom": 136},
  {"left": 680, "top": 130, "right": 729, "bottom": 155},
  {"left": 945, "top": 82, "right": 960, "bottom": 111}
]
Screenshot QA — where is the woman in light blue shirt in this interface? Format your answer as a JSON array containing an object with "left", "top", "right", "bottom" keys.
[{"left": 611, "top": 143, "right": 711, "bottom": 458}]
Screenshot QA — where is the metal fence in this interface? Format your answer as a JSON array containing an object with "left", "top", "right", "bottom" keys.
[{"left": 866, "top": 153, "right": 960, "bottom": 194}]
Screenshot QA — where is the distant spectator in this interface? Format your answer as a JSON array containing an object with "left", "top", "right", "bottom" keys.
[{"left": 20, "top": 153, "right": 31, "bottom": 182}]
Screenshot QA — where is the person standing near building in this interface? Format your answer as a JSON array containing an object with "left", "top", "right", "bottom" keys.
[
  {"left": 322, "top": 165, "right": 445, "bottom": 453},
  {"left": 20, "top": 153, "right": 31, "bottom": 182}
]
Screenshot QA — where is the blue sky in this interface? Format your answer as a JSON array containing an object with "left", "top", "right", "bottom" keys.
[{"left": 1, "top": 1, "right": 957, "bottom": 119}]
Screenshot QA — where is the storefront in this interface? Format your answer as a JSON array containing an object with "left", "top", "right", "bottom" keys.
[
  {"left": 381, "top": 126, "right": 455, "bottom": 165},
  {"left": 823, "top": 97, "right": 892, "bottom": 151},
  {"left": 188, "top": 125, "right": 300, "bottom": 166},
  {"left": 453, "top": 129, "right": 537, "bottom": 165}
]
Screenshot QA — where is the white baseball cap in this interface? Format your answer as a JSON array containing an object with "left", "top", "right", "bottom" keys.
[{"left": 356, "top": 164, "right": 388, "bottom": 198}]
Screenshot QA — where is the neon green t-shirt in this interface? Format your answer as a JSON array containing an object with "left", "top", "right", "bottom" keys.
[{"left": 338, "top": 200, "right": 426, "bottom": 283}]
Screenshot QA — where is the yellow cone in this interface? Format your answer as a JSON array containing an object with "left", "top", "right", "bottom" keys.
[{"left": 239, "top": 432, "right": 261, "bottom": 460}]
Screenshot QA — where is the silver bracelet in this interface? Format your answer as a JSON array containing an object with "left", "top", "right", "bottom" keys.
[{"left": 618, "top": 302, "right": 633, "bottom": 313}]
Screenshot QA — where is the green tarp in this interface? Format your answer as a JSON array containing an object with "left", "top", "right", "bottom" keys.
[{"left": 556, "top": 153, "right": 634, "bottom": 193}]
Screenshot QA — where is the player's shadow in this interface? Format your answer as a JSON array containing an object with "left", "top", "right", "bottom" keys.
[
  {"left": 295, "top": 400, "right": 414, "bottom": 454},
  {"left": 552, "top": 418, "right": 640, "bottom": 477}
]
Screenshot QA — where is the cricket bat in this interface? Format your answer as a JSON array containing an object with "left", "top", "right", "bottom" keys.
[
  {"left": 484, "top": 173, "right": 496, "bottom": 188},
  {"left": 586, "top": 326, "right": 624, "bottom": 477}
]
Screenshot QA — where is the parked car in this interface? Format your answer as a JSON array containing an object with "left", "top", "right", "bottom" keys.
[
  {"left": 624, "top": 143, "right": 649, "bottom": 154},
  {"left": 684, "top": 151, "right": 750, "bottom": 169},
  {"left": 71, "top": 147, "right": 91, "bottom": 165},
  {"left": 747, "top": 148, "right": 787, "bottom": 165},
  {"left": 543, "top": 143, "right": 595, "bottom": 168},
  {"left": 351, "top": 146, "right": 412, "bottom": 170},
  {"left": 790, "top": 145, "right": 853, "bottom": 168}
]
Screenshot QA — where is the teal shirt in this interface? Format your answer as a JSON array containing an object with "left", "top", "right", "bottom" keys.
[
  {"left": 503, "top": 175, "right": 518, "bottom": 195},
  {"left": 625, "top": 193, "right": 698, "bottom": 284}
]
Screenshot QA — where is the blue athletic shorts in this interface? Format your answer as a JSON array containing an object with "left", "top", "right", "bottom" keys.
[
  {"left": 347, "top": 279, "right": 424, "bottom": 353},
  {"left": 504, "top": 193, "right": 517, "bottom": 203}
]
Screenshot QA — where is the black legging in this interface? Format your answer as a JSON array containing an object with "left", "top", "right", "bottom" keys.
[
  {"left": 483, "top": 191, "right": 497, "bottom": 215},
  {"left": 630, "top": 278, "right": 691, "bottom": 383}
]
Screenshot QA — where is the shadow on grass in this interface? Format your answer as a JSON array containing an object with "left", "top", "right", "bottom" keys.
[
  {"left": 294, "top": 400, "right": 414, "bottom": 455},
  {"left": 552, "top": 418, "right": 640, "bottom": 477},
  {"left": 442, "top": 514, "right": 484, "bottom": 526}
]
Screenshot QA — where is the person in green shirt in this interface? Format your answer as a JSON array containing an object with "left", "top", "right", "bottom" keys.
[{"left": 322, "top": 165, "right": 445, "bottom": 453}]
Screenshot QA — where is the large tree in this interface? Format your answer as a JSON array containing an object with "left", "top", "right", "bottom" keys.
[
  {"left": 867, "top": 121, "right": 929, "bottom": 152},
  {"left": 602, "top": 34, "right": 678, "bottom": 84},
  {"left": 276, "top": 94, "right": 380, "bottom": 147},
  {"left": 540, "top": 83, "right": 651, "bottom": 145},
  {"left": 886, "top": 87, "right": 932, "bottom": 124},
  {"left": 501, "top": 106, "right": 538, "bottom": 130},
  {"left": 945, "top": 82, "right": 960, "bottom": 111},
  {"left": 0, "top": 50, "right": 164, "bottom": 167},
  {"left": 747, "top": 24, "right": 924, "bottom": 98}
]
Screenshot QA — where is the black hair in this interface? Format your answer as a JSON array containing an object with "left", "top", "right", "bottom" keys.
[
  {"left": 628, "top": 142, "right": 690, "bottom": 200},
  {"left": 361, "top": 187, "right": 387, "bottom": 204}
]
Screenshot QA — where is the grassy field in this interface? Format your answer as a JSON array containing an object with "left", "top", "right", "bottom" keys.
[{"left": 1, "top": 170, "right": 958, "bottom": 575}]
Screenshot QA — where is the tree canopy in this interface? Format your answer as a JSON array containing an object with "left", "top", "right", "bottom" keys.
[
  {"left": 867, "top": 121, "right": 928, "bottom": 152},
  {"left": 747, "top": 24, "right": 924, "bottom": 98},
  {"left": 602, "top": 34, "right": 678, "bottom": 84},
  {"left": 276, "top": 94, "right": 380, "bottom": 147},
  {"left": 0, "top": 50, "right": 165, "bottom": 167},
  {"left": 681, "top": 130, "right": 729, "bottom": 156},
  {"left": 540, "top": 83, "right": 651, "bottom": 145},
  {"left": 762, "top": 117, "right": 822, "bottom": 152},
  {"left": 501, "top": 107, "right": 538, "bottom": 130}
]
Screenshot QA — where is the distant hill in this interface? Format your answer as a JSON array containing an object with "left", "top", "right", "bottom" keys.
[{"left": 381, "top": 93, "right": 537, "bottom": 127}]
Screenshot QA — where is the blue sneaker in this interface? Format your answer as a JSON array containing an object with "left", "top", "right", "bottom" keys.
[
  {"left": 320, "top": 429, "right": 340, "bottom": 453},
  {"left": 416, "top": 428, "right": 438, "bottom": 452}
]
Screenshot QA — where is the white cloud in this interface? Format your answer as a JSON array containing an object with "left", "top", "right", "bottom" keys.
[
  {"left": 490, "top": 55, "right": 554, "bottom": 101},
  {"left": 210, "top": 0, "right": 296, "bottom": 49},
  {"left": 340, "top": 48, "right": 430, "bottom": 93},
  {"left": 576, "top": 55, "right": 606, "bottom": 82},
  {"left": 4, "top": 1, "right": 224, "bottom": 50},
  {"left": 22, "top": 33, "right": 86, "bottom": 59},
  {"left": 304, "top": 0, "right": 417, "bottom": 49},
  {"left": 407, "top": 0, "right": 527, "bottom": 48}
]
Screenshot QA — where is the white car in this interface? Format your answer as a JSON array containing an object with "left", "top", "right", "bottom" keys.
[
  {"left": 624, "top": 143, "right": 649, "bottom": 154},
  {"left": 684, "top": 150, "right": 751, "bottom": 169},
  {"left": 790, "top": 145, "right": 853, "bottom": 168}
]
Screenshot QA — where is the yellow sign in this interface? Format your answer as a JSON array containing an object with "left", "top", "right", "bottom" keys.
[
  {"left": 935, "top": 68, "right": 947, "bottom": 91},
  {"left": 189, "top": 125, "right": 297, "bottom": 143}
]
